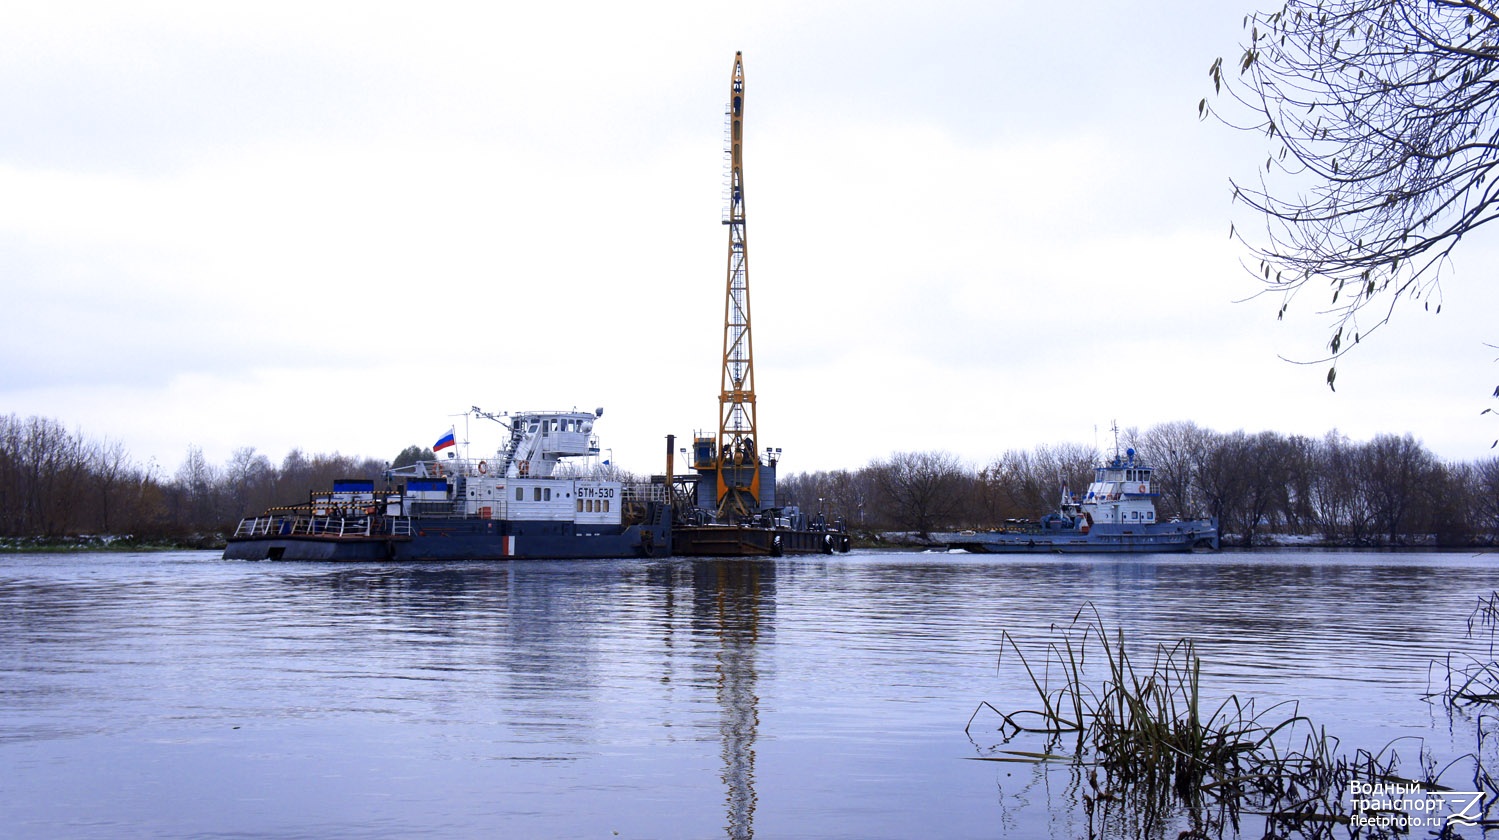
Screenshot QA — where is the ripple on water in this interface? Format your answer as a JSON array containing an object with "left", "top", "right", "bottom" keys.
[{"left": 1, "top": 549, "right": 1497, "bottom": 839}]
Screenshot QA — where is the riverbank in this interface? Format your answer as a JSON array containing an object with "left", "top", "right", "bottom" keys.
[
  {"left": 876, "top": 530, "right": 1499, "bottom": 551},
  {"left": 0, "top": 533, "right": 226, "bottom": 553},
  {"left": 7, "top": 531, "right": 1494, "bottom": 555}
]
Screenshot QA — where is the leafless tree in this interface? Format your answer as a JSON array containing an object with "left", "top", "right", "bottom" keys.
[
  {"left": 779, "top": 469, "right": 872, "bottom": 527},
  {"left": 1196, "top": 431, "right": 1252, "bottom": 542},
  {"left": 869, "top": 451, "right": 970, "bottom": 535},
  {"left": 87, "top": 438, "right": 134, "bottom": 533},
  {"left": 1305, "top": 430, "right": 1374, "bottom": 542},
  {"left": 1474, "top": 456, "right": 1499, "bottom": 538},
  {"left": 1206, "top": 0, "right": 1499, "bottom": 389},
  {"left": 172, "top": 444, "right": 219, "bottom": 530},
  {"left": 981, "top": 444, "right": 1096, "bottom": 522},
  {"left": 22, "top": 417, "right": 90, "bottom": 537},
  {"left": 1278, "top": 434, "right": 1321, "bottom": 531},
  {"left": 224, "top": 446, "right": 275, "bottom": 519},
  {"left": 1239, "top": 431, "right": 1296, "bottom": 545},
  {"left": 824, "top": 469, "right": 874, "bottom": 529},
  {"left": 1140, "top": 421, "right": 1217, "bottom": 520},
  {"left": 1425, "top": 459, "right": 1475, "bottom": 544},
  {"left": 1358, "top": 432, "right": 1443, "bottom": 542}
]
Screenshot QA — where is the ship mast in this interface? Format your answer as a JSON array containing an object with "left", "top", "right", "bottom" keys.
[{"left": 715, "top": 51, "right": 761, "bottom": 518}]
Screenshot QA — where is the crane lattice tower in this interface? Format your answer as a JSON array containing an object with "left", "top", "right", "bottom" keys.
[{"left": 716, "top": 51, "right": 761, "bottom": 518}]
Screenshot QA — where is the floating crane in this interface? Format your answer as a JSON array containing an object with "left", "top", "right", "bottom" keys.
[
  {"left": 673, "top": 53, "right": 850, "bottom": 555},
  {"left": 709, "top": 51, "right": 761, "bottom": 519}
]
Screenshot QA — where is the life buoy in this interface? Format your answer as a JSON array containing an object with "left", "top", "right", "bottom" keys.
[
  {"left": 478, "top": 460, "right": 488, "bottom": 475},
  {"left": 1138, "top": 483, "right": 1146, "bottom": 493},
  {"left": 518, "top": 460, "right": 530, "bottom": 476}
]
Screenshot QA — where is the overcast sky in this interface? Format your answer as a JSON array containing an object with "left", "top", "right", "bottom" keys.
[{"left": 5, "top": 0, "right": 1497, "bottom": 479}]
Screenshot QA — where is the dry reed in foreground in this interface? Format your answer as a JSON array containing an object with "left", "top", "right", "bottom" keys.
[{"left": 969, "top": 604, "right": 1495, "bottom": 839}]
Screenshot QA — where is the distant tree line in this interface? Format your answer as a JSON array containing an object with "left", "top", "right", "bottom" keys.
[
  {"left": 778, "top": 421, "right": 1499, "bottom": 548},
  {"left": 0, "top": 414, "right": 408, "bottom": 544},
  {"left": 3, "top": 413, "right": 1495, "bottom": 548}
]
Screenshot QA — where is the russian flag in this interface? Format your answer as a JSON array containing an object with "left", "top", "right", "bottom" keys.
[{"left": 433, "top": 429, "right": 456, "bottom": 452}]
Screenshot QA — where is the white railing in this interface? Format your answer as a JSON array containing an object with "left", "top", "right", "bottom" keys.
[
  {"left": 232, "top": 514, "right": 413, "bottom": 539},
  {"left": 622, "top": 483, "right": 669, "bottom": 503}
]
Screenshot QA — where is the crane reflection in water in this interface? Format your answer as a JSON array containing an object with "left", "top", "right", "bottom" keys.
[{"left": 693, "top": 559, "right": 771, "bottom": 840}]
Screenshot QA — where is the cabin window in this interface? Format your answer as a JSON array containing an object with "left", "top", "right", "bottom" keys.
[
  {"left": 544, "top": 488, "right": 552, "bottom": 502},
  {"left": 515, "top": 487, "right": 524, "bottom": 501},
  {"left": 604, "top": 500, "right": 610, "bottom": 513},
  {"left": 534, "top": 487, "right": 542, "bottom": 502},
  {"left": 577, "top": 499, "right": 584, "bottom": 512}
]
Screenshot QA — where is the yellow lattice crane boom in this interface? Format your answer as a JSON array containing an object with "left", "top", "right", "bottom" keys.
[
  {"left": 715, "top": 51, "right": 760, "bottom": 518},
  {"left": 673, "top": 53, "right": 852, "bottom": 554}
]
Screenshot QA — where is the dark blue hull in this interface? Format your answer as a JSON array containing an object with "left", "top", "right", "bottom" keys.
[
  {"left": 225, "top": 511, "right": 671, "bottom": 561},
  {"left": 672, "top": 525, "right": 852, "bottom": 556},
  {"left": 939, "top": 520, "right": 1220, "bottom": 554}
]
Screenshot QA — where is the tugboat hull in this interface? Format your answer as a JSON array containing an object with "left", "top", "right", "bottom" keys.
[
  {"left": 940, "top": 521, "right": 1218, "bottom": 554},
  {"left": 938, "top": 441, "right": 1220, "bottom": 555}
]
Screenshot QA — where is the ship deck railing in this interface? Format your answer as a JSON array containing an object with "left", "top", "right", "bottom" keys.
[
  {"left": 233, "top": 514, "right": 414, "bottom": 539},
  {"left": 623, "top": 483, "right": 669, "bottom": 503}
]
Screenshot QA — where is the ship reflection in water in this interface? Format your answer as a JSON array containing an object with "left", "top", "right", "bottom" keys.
[
  {"left": 698, "top": 561, "right": 767, "bottom": 839},
  {"left": 3, "top": 551, "right": 1499, "bottom": 839}
]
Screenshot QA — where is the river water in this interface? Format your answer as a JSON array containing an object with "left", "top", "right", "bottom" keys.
[{"left": 2, "top": 549, "right": 1497, "bottom": 839}]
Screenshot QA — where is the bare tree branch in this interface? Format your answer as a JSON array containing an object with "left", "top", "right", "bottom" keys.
[{"left": 1207, "top": 0, "right": 1499, "bottom": 388}]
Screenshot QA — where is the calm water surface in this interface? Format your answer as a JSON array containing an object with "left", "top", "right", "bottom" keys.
[{"left": 2, "top": 549, "right": 1497, "bottom": 838}]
